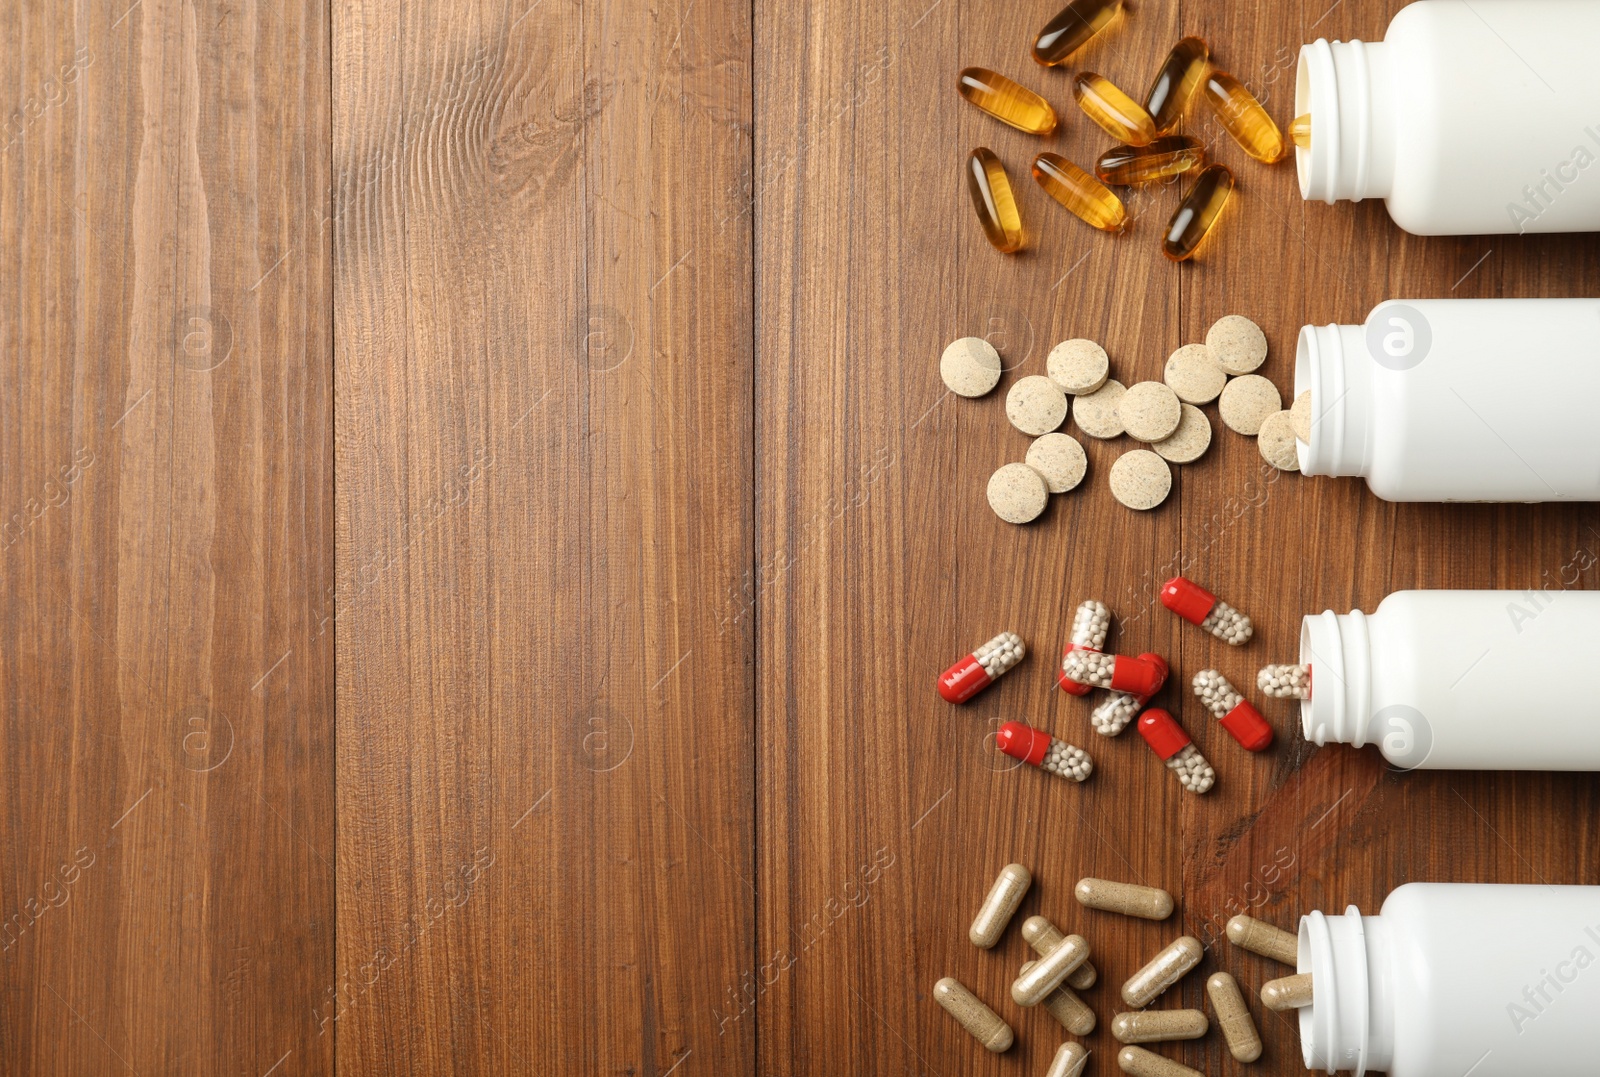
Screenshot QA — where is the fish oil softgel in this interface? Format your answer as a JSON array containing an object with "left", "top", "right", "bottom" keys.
[
  {"left": 1073, "top": 73, "right": 1157, "bottom": 146},
  {"left": 938, "top": 631, "right": 1024, "bottom": 703},
  {"left": 1144, "top": 36, "right": 1210, "bottom": 132},
  {"left": 1290, "top": 111, "right": 1310, "bottom": 149},
  {"left": 1033, "top": 0, "right": 1123, "bottom": 67},
  {"left": 1192, "top": 669, "right": 1273, "bottom": 751},
  {"left": 996, "top": 721, "right": 1094, "bottom": 782},
  {"left": 1059, "top": 599, "right": 1111, "bottom": 696},
  {"left": 1137, "top": 709, "right": 1214, "bottom": 793},
  {"left": 1122, "top": 935, "right": 1203, "bottom": 1007},
  {"left": 970, "top": 863, "right": 1031, "bottom": 948},
  {"left": 1160, "top": 575, "right": 1252, "bottom": 643},
  {"left": 1257, "top": 661, "right": 1310, "bottom": 699},
  {"left": 967, "top": 148, "right": 1024, "bottom": 253},
  {"left": 1203, "top": 69, "right": 1286, "bottom": 163},
  {"left": 958, "top": 68, "right": 1058, "bottom": 135},
  {"left": 1163, "top": 164, "right": 1233, "bottom": 261},
  {"left": 1032, "top": 153, "right": 1130, "bottom": 233},
  {"left": 1090, "top": 652, "right": 1167, "bottom": 736},
  {"left": 1095, "top": 136, "right": 1205, "bottom": 186}
]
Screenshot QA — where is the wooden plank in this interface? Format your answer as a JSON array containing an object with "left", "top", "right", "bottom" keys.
[
  {"left": 0, "top": 0, "right": 334, "bottom": 1074},
  {"left": 331, "top": 0, "right": 753, "bottom": 1072}
]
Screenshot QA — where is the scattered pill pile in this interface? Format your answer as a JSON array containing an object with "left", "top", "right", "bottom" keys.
[
  {"left": 936, "top": 864, "right": 1308, "bottom": 1073},
  {"left": 957, "top": 0, "right": 1291, "bottom": 261}
]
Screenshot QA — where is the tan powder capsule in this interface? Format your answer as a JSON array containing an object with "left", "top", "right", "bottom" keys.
[
  {"left": 988, "top": 463, "right": 1050, "bottom": 524},
  {"left": 1048, "top": 338, "right": 1111, "bottom": 395},
  {"left": 1012, "top": 932, "right": 1091, "bottom": 1006},
  {"left": 1022, "top": 915, "right": 1099, "bottom": 989},
  {"left": 1163, "top": 343, "right": 1227, "bottom": 404},
  {"left": 1022, "top": 959, "right": 1098, "bottom": 1035},
  {"left": 970, "top": 863, "right": 1032, "bottom": 948},
  {"left": 934, "top": 976, "right": 1015, "bottom": 1052},
  {"left": 1121, "top": 936, "right": 1203, "bottom": 1008},
  {"left": 1075, "top": 878, "right": 1175, "bottom": 921},
  {"left": 1117, "top": 1045, "right": 1205, "bottom": 1077},
  {"left": 1207, "top": 972, "right": 1263, "bottom": 1063},
  {"left": 1109, "top": 450, "right": 1172, "bottom": 511},
  {"left": 940, "top": 336, "right": 1004, "bottom": 397},
  {"left": 1291, "top": 388, "right": 1313, "bottom": 442},
  {"left": 1008, "top": 374, "right": 1071, "bottom": 435},
  {"left": 1120, "top": 381, "right": 1183, "bottom": 442},
  {"left": 1112, "top": 1008, "right": 1208, "bottom": 1043},
  {"left": 1226, "top": 914, "right": 1299, "bottom": 965},
  {"left": 1206, "top": 314, "right": 1268, "bottom": 375},
  {"left": 1047, "top": 1042, "right": 1091, "bottom": 1077},
  {"left": 1073, "top": 377, "right": 1127, "bottom": 439},
  {"left": 1257, "top": 409, "right": 1300, "bottom": 471},
  {"left": 1218, "top": 374, "right": 1282, "bottom": 435},
  {"left": 1151, "top": 403, "right": 1212, "bottom": 464},
  {"left": 1261, "top": 972, "right": 1315, "bottom": 1011}
]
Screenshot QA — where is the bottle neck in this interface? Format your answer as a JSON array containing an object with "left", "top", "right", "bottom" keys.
[
  {"left": 1294, "top": 323, "right": 1372, "bottom": 478},
  {"left": 1298, "top": 610, "right": 1374, "bottom": 748},
  {"left": 1295, "top": 38, "right": 1397, "bottom": 203},
  {"left": 1299, "top": 907, "right": 1395, "bottom": 1077}
]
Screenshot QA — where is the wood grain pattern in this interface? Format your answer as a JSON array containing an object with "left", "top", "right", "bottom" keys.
[{"left": 0, "top": 0, "right": 333, "bottom": 1074}]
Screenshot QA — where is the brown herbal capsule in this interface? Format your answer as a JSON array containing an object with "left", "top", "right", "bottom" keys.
[
  {"left": 1207, "top": 972, "right": 1263, "bottom": 1063},
  {"left": 970, "top": 863, "right": 1031, "bottom": 948},
  {"left": 1047, "top": 1043, "right": 1091, "bottom": 1077},
  {"left": 1226, "top": 913, "right": 1299, "bottom": 965},
  {"left": 1261, "top": 971, "right": 1315, "bottom": 1010},
  {"left": 1121, "top": 936, "right": 1203, "bottom": 1008},
  {"left": 1117, "top": 1045, "right": 1205, "bottom": 1077},
  {"left": 1145, "top": 36, "right": 1211, "bottom": 131},
  {"left": 933, "top": 977, "right": 1014, "bottom": 1051},
  {"left": 1075, "top": 877, "right": 1175, "bottom": 920},
  {"left": 1111, "top": 1008, "right": 1208, "bottom": 1043},
  {"left": 1013, "top": 932, "right": 1091, "bottom": 1006},
  {"left": 1021, "top": 915, "right": 1099, "bottom": 989},
  {"left": 1023, "top": 960, "right": 1098, "bottom": 1035}
]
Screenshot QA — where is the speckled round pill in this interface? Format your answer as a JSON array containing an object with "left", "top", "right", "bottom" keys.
[
  {"left": 1151, "top": 403, "right": 1211, "bottom": 464},
  {"left": 1109, "top": 450, "right": 1172, "bottom": 511},
  {"left": 1047, "top": 339, "right": 1110, "bottom": 395},
  {"left": 1218, "top": 374, "right": 1282, "bottom": 435},
  {"left": 1120, "top": 382, "right": 1182, "bottom": 443},
  {"left": 1026, "top": 433, "right": 1088, "bottom": 493},
  {"left": 1007, "top": 375, "right": 1069, "bottom": 436},
  {"left": 1291, "top": 389, "right": 1313, "bottom": 442},
  {"left": 988, "top": 463, "right": 1050, "bottom": 523},
  {"left": 1206, "top": 315, "right": 1268, "bottom": 375},
  {"left": 1073, "top": 378, "right": 1126, "bottom": 439},
  {"left": 940, "top": 337, "right": 1003, "bottom": 398},
  {"left": 1258, "top": 410, "right": 1300, "bottom": 470},
  {"left": 1163, "top": 343, "right": 1226, "bottom": 404}
]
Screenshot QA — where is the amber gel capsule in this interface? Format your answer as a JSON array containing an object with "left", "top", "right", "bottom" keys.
[
  {"left": 1033, "top": 0, "right": 1122, "bottom": 67},
  {"left": 1163, "top": 164, "right": 1233, "bottom": 261},
  {"left": 1033, "top": 152, "right": 1129, "bottom": 233},
  {"left": 1291, "top": 112, "right": 1311, "bottom": 149},
  {"left": 1073, "top": 73, "right": 1157, "bottom": 146},
  {"left": 1095, "top": 136, "right": 1205, "bottom": 185},
  {"left": 1145, "top": 36, "right": 1210, "bottom": 132},
  {"left": 1203, "top": 69, "right": 1286, "bottom": 163},
  {"left": 967, "top": 148, "right": 1024, "bottom": 253},
  {"left": 958, "top": 68, "right": 1058, "bottom": 135}
]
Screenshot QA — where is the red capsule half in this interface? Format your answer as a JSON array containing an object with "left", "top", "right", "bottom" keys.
[
  {"left": 1220, "top": 699, "right": 1273, "bottom": 751},
  {"left": 939, "top": 655, "right": 992, "bottom": 703},
  {"left": 1134, "top": 653, "right": 1170, "bottom": 701},
  {"left": 1059, "top": 641, "right": 1098, "bottom": 696},
  {"left": 997, "top": 720, "right": 1053, "bottom": 766},
  {"left": 1108, "top": 653, "right": 1166, "bottom": 696},
  {"left": 1160, "top": 575, "right": 1217, "bottom": 625},
  {"left": 1137, "top": 708, "right": 1192, "bottom": 760}
]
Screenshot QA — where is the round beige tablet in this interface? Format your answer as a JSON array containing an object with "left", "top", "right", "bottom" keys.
[
  {"left": 1071, "top": 378, "right": 1126, "bottom": 439},
  {"left": 1109, "top": 450, "right": 1172, "bottom": 511},
  {"left": 1207, "top": 315, "right": 1268, "bottom": 375},
  {"left": 1026, "top": 433, "right": 1088, "bottom": 493},
  {"left": 1119, "top": 381, "right": 1182, "bottom": 443},
  {"left": 988, "top": 463, "right": 1050, "bottom": 523},
  {"left": 940, "top": 336, "right": 1003, "bottom": 398},
  {"left": 1291, "top": 389, "right": 1313, "bottom": 442},
  {"left": 1046, "top": 339, "right": 1110, "bottom": 395},
  {"left": 1218, "top": 374, "right": 1282, "bottom": 435},
  {"left": 1258, "top": 410, "right": 1301, "bottom": 471},
  {"left": 1006, "top": 375, "right": 1069, "bottom": 436},
  {"left": 1163, "top": 343, "right": 1227, "bottom": 404},
  {"left": 1151, "top": 403, "right": 1212, "bottom": 464}
]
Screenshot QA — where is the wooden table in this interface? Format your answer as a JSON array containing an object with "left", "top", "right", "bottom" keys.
[{"left": 3, "top": 0, "right": 1597, "bottom": 1072}]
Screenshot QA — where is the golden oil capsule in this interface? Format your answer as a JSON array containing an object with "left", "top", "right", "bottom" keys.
[
  {"left": 1033, "top": 152, "right": 1130, "bottom": 234},
  {"left": 1073, "top": 73, "right": 1157, "bottom": 146},
  {"left": 1203, "top": 68, "right": 1286, "bottom": 163},
  {"left": 967, "top": 147, "right": 1024, "bottom": 253},
  {"left": 1206, "top": 972, "right": 1263, "bottom": 1063},
  {"left": 1145, "top": 36, "right": 1210, "bottom": 132},
  {"left": 1261, "top": 971, "right": 1315, "bottom": 1011},
  {"left": 958, "top": 68, "right": 1058, "bottom": 135},
  {"left": 1162, "top": 164, "right": 1233, "bottom": 262},
  {"left": 1292, "top": 112, "right": 1312, "bottom": 148},
  {"left": 1095, "top": 136, "right": 1205, "bottom": 185},
  {"left": 934, "top": 977, "right": 1015, "bottom": 1052},
  {"left": 1226, "top": 913, "right": 1299, "bottom": 966},
  {"left": 1111, "top": 1008, "right": 1208, "bottom": 1044},
  {"left": 1034, "top": 0, "right": 1123, "bottom": 67},
  {"left": 1021, "top": 914, "right": 1098, "bottom": 989}
]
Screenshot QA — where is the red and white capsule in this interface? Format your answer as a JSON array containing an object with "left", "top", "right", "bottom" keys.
[
  {"left": 1061, "top": 649, "right": 1166, "bottom": 696},
  {"left": 939, "top": 632, "right": 1025, "bottom": 703},
  {"left": 997, "top": 721, "right": 1094, "bottom": 782},
  {"left": 1059, "top": 600, "right": 1112, "bottom": 696},
  {"left": 1160, "top": 576, "right": 1253, "bottom": 645},
  {"left": 1090, "top": 652, "right": 1168, "bottom": 736},
  {"left": 1191, "top": 669, "right": 1273, "bottom": 751},
  {"left": 1137, "top": 708, "right": 1215, "bottom": 794}
]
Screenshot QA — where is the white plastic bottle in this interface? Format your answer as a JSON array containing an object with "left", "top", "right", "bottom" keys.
[
  {"left": 1298, "top": 883, "right": 1600, "bottom": 1077},
  {"left": 1295, "top": 297, "right": 1600, "bottom": 502},
  {"left": 1295, "top": 0, "right": 1600, "bottom": 235},
  {"left": 1296, "top": 588, "right": 1600, "bottom": 770}
]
